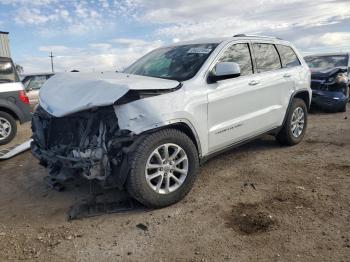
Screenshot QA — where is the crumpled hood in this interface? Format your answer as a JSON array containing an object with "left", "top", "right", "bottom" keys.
[
  {"left": 310, "top": 67, "right": 347, "bottom": 80},
  {"left": 39, "top": 72, "right": 180, "bottom": 117}
]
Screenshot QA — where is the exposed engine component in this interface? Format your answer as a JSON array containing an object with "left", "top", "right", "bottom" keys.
[{"left": 31, "top": 106, "right": 136, "bottom": 185}]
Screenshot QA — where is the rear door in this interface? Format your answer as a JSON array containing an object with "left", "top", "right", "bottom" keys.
[
  {"left": 275, "top": 44, "right": 303, "bottom": 116},
  {"left": 250, "top": 42, "right": 292, "bottom": 128}
]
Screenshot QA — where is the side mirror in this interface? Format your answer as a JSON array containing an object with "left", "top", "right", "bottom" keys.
[{"left": 209, "top": 62, "right": 241, "bottom": 82}]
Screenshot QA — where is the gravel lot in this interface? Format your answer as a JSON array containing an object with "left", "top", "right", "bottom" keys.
[{"left": 0, "top": 106, "right": 349, "bottom": 262}]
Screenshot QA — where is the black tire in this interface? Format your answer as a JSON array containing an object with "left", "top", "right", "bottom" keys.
[
  {"left": 339, "top": 86, "right": 349, "bottom": 112},
  {"left": 126, "top": 129, "right": 199, "bottom": 208},
  {"left": 0, "top": 111, "right": 17, "bottom": 146},
  {"left": 276, "top": 98, "right": 308, "bottom": 146},
  {"left": 339, "top": 104, "right": 347, "bottom": 112}
]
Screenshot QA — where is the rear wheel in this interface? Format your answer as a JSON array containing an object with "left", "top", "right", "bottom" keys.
[
  {"left": 126, "top": 129, "right": 199, "bottom": 208},
  {"left": 0, "top": 111, "right": 17, "bottom": 146},
  {"left": 276, "top": 98, "right": 308, "bottom": 146}
]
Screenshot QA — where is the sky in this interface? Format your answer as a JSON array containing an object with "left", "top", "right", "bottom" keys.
[{"left": 0, "top": 0, "right": 350, "bottom": 73}]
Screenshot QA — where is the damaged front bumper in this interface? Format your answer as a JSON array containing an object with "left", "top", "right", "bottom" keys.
[
  {"left": 311, "top": 89, "right": 348, "bottom": 111},
  {"left": 31, "top": 106, "right": 141, "bottom": 187},
  {"left": 310, "top": 67, "right": 349, "bottom": 111}
]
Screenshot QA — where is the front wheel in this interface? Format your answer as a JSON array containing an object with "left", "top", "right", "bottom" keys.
[
  {"left": 276, "top": 98, "right": 308, "bottom": 146},
  {"left": 339, "top": 85, "right": 349, "bottom": 112},
  {"left": 126, "top": 129, "right": 199, "bottom": 208},
  {"left": 339, "top": 103, "right": 347, "bottom": 112}
]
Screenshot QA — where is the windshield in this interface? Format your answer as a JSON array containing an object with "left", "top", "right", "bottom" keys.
[
  {"left": 0, "top": 60, "right": 18, "bottom": 83},
  {"left": 304, "top": 55, "right": 348, "bottom": 69},
  {"left": 123, "top": 43, "right": 218, "bottom": 81}
]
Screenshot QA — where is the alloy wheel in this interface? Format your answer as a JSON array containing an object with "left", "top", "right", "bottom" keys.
[
  {"left": 0, "top": 117, "right": 12, "bottom": 141},
  {"left": 145, "top": 143, "right": 189, "bottom": 194},
  {"left": 291, "top": 107, "right": 305, "bottom": 138}
]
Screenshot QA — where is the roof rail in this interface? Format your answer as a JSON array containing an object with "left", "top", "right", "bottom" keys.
[{"left": 233, "top": 34, "right": 282, "bottom": 40}]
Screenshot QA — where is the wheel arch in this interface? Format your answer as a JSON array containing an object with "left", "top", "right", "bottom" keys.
[
  {"left": 0, "top": 106, "right": 19, "bottom": 121},
  {"left": 276, "top": 89, "right": 310, "bottom": 135},
  {"left": 142, "top": 121, "right": 202, "bottom": 158},
  {"left": 293, "top": 90, "right": 311, "bottom": 111},
  {"left": 0, "top": 98, "right": 31, "bottom": 124}
]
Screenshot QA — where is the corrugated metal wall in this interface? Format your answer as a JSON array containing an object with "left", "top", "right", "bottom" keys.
[{"left": 0, "top": 32, "right": 11, "bottom": 58}]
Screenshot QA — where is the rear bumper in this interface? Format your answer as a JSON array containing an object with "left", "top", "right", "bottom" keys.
[
  {"left": 311, "top": 90, "right": 348, "bottom": 111},
  {"left": 18, "top": 104, "right": 32, "bottom": 123}
]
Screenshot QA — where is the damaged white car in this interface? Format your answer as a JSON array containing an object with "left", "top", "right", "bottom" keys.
[{"left": 31, "top": 35, "right": 311, "bottom": 207}]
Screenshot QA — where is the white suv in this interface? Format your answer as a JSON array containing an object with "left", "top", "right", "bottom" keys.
[{"left": 31, "top": 35, "right": 311, "bottom": 207}]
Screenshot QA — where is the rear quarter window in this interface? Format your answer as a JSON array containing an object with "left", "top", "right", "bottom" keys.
[
  {"left": 252, "top": 43, "right": 281, "bottom": 73},
  {"left": 0, "top": 60, "right": 17, "bottom": 83},
  {"left": 276, "top": 45, "right": 301, "bottom": 68}
]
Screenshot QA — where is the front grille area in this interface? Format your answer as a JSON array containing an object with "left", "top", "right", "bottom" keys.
[{"left": 32, "top": 106, "right": 119, "bottom": 153}]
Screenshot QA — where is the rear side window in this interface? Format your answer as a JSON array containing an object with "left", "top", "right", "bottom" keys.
[
  {"left": 253, "top": 43, "right": 281, "bottom": 73},
  {"left": 218, "top": 43, "right": 253, "bottom": 76},
  {"left": 0, "top": 60, "right": 17, "bottom": 83},
  {"left": 276, "top": 45, "right": 300, "bottom": 68}
]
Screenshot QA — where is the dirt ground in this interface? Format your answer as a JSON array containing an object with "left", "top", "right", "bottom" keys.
[{"left": 0, "top": 106, "right": 349, "bottom": 262}]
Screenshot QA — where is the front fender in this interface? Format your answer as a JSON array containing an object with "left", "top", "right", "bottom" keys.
[{"left": 113, "top": 89, "right": 207, "bottom": 156}]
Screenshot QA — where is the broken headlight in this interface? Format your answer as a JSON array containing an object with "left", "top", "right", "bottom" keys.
[{"left": 335, "top": 72, "right": 348, "bottom": 84}]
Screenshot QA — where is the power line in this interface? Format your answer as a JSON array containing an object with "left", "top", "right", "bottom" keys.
[{"left": 49, "top": 51, "right": 55, "bottom": 73}]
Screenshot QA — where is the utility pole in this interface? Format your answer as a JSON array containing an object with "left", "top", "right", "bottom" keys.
[{"left": 49, "top": 51, "right": 55, "bottom": 73}]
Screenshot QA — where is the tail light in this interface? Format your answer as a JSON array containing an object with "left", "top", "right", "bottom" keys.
[{"left": 18, "top": 90, "right": 30, "bottom": 105}]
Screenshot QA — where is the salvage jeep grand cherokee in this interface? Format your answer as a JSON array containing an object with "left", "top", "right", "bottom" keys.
[{"left": 31, "top": 35, "right": 311, "bottom": 208}]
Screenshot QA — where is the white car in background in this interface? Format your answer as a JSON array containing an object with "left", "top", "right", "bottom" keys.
[
  {"left": 21, "top": 73, "right": 54, "bottom": 108},
  {"left": 31, "top": 35, "right": 311, "bottom": 207}
]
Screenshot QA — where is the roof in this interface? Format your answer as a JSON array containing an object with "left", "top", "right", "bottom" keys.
[
  {"left": 0, "top": 31, "right": 9, "bottom": 35},
  {"left": 168, "top": 35, "right": 289, "bottom": 47}
]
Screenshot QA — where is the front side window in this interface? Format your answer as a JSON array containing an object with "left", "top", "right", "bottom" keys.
[
  {"left": 253, "top": 43, "right": 281, "bottom": 73},
  {"left": 124, "top": 43, "right": 218, "bottom": 81},
  {"left": 276, "top": 45, "right": 301, "bottom": 68},
  {"left": 218, "top": 43, "right": 253, "bottom": 76},
  {"left": 0, "top": 60, "right": 17, "bottom": 83}
]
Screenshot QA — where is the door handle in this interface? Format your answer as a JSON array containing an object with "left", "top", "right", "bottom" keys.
[
  {"left": 249, "top": 80, "right": 260, "bottom": 86},
  {"left": 283, "top": 73, "right": 292, "bottom": 78}
]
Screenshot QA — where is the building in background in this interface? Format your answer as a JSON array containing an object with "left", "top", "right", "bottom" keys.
[{"left": 0, "top": 31, "right": 11, "bottom": 58}]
